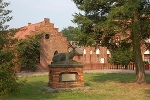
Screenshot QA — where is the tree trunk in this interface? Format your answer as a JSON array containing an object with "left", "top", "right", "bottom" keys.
[
  {"left": 132, "top": 23, "right": 146, "bottom": 84},
  {"left": 132, "top": 8, "right": 146, "bottom": 84}
]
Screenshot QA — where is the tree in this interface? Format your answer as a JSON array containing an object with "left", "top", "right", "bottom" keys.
[
  {"left": 0, "top": 1, "right": 22, "bottom": 98},
  {"left": 61, "top": 26, "right": 78, "bottom": 41},
  {"left": 108, "top": 47, "right": 133, "bottom": 69},
  {"left": 72, "top": 0, "right": 150, "bottom": 84},
  {"left": 16, "top": 33, "right": 42, "bottom": 71},
  {"left": 61, "top": 26, "right": 95, "bottom": 46}
]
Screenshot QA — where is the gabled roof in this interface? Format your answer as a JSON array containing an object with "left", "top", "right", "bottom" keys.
[
  {"left": 14, "top": 18, "right": 54, "bottom": 39},
  {"left": 14, "top": 22, "right": 41, "bottom": 39}
]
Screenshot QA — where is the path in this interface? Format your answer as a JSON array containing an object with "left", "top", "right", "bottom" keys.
[{"left": 17, "top": 69, "right": 150, "bottom": 77}]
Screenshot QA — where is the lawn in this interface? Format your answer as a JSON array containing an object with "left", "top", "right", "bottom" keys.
[{"left": 5, "top": 73, "right": 150, "bottom": 100}]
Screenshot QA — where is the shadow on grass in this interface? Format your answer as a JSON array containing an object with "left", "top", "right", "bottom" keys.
[
  {"left": 85, "top": 73, "right": 150, "bottom": 83},
  {"left": 144, "top": 74, "right": 150, "bottom": 99},
  {"left": 145, "top": 89, "right": 150, "bottom": 98},
  {"left": 86, "top": 73, "right": 136, "bottom": 83}
]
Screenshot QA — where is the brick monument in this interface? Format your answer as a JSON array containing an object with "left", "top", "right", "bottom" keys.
[
  {"left": 48, "top": 43, "right": 84, "bottom": 88},
  {"left": 48, "top": 64, "right": 84, "bottom": 88}
]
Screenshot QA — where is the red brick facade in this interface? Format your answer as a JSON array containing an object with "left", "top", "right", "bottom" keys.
[
  {"left": 80, "top": 39, "right": 150, "bottom": 70},
  {"left": 15, "top": 18, "right": 150, "bottom": 71},
  {"left": 15, "top": 18, "right": 68, "bottom": 70}
]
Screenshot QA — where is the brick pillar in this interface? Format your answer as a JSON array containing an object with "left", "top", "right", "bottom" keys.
[
  {"left": 48, "top": 64, "right": 84, "bottom": 88},
  {"left": 85, "top": 47, "right": 90, "bottom": 63},
  {"left": 92, "top": 48, "right": 97, "bottom": 63},
  {"left": 99, "top": 47, "right": 107, "bottom": 69}
]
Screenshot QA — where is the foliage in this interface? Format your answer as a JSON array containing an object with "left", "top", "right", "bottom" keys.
[
  {"left": 62, "top": 26, "right": 95, "bottom": 47},
  {"left": 0, "top": 39, "right": 21, "bottom": 98},
  {"left": 72, "top": 0, "right": 150, "bottom": 46},
  {"left": 61, "top": 26, "right": 77, "bottom": 41},
  {"left": 0, "top": 1, "right": 22, "bottom": 98},
  {"left": 16, "top": 33, "right": 42, "bottom": 71},
  {"left": 72, "top": 0, "right": 150, "bottom": 83},
  {"left": 108, "top": 47, "right": 133, "bottom": 66},
  {"left": 108, "top": 41, "right": 133, "bottom": 66}
]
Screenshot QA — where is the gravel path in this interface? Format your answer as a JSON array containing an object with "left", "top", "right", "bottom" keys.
[{"left": 17, "top": 69, "right": 150, "bottom": 77}]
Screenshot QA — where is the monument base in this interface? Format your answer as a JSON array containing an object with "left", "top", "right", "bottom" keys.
[
  {"left": 42, "top": 86, "right": 91, "bottom": 93},
  {"left": 48, "top": 64, "right": 84, "bottom": 88}
]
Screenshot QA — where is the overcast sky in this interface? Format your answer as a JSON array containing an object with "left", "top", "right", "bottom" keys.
[{"left": 5, "top": 0, "right": 80, "bottom": 31}]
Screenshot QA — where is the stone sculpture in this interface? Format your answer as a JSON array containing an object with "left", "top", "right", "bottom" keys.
[{"left": 51, "top": 42, "right": 78, "bottom": 64}]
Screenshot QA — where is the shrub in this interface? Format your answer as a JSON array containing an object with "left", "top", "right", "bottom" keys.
[
  {"left": 0, "top": 30, "right": 23, "bottom": 98},
  {"left": 16, "top": 34, "right": 42, "bottom": 71}
]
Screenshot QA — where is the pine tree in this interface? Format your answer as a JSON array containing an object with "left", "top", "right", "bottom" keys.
[
  {"left": 61, "top": 26, "right": 77, "bottom": 41},
  {"left": 72, "top": 0, "right": 150, "bottom": 84}
]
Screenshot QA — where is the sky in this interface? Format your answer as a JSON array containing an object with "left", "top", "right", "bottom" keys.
[{"left": 5, "top": 0, "right": 80, "bottom": 31}]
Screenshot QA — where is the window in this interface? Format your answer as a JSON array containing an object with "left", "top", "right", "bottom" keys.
[
  {"left": 96, "top": 49, "right": 100, "bottom": 62},
  {"left": 144, "top": 50, "right": 150, "bottom": 62},
  {"left": 107, "top": 49, "right": 111, "bottom": 60},
  {"left": 83, "top": 49, "right": 86, "bottom": 61},
  {"left": 144, "top": 54, "right": 150, "bottom": 62},
  {"left": 90, "top": 50, "right": 92, "bottom": 62},
  {"left": 45, "top": 34, "right": 50, "bottom": 39}
]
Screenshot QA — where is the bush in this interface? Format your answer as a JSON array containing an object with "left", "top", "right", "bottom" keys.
[
  {"left": 0, "top": 30, "right": 23, "bottom": 98},
  {"left": 16, "top": 34, "right": 42, "bottom": 71}
]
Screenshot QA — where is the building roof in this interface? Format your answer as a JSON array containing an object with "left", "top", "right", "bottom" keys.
[
  {"left": 14, "top": 18, "right": 55, "bottom": 39},
  {"left": 14, "top": 22, "right": 41, "bottom": 39}
]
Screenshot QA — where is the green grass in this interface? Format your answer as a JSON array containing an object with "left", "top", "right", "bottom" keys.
[{"left": 5, "top": 73, "right": 150, "bottom": 100}]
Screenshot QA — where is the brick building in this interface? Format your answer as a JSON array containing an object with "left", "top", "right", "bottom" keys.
[
  {"left": 15, "top": 18, "right": 150, "bottom": 71},
  {"left": 15, "top": 18, "right": 68, "bottom": 70},
  {"left": 82, "top": 37, "right": 150, "bottom": 70}
]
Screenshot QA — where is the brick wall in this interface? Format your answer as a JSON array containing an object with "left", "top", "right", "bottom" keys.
[
  {"left": 33, "top": 18, "right": 69, "bottom": 70},
  {"left": 15, "top": 18, "right": 69, "bottom": 71},
  {"left": 15, "top": 18, "right": 150, "bottom": 71},
  {"left": 48, "top": 65, "right": 84, "bottom": 88}
]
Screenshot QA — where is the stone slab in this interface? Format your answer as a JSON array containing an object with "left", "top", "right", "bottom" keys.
[
  {"left": 61, "top": 73, "right": 77, "bottom": 82},
  {"left": 42, "top": 86, "right": 91, "bottom": 93}
]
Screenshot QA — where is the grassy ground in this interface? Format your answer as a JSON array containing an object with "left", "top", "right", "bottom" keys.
[{"left": 5, "top": 73, "right": 150, "bottom": 100}]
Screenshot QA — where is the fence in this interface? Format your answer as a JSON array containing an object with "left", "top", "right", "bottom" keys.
[{"left": 83, "top": 63, "right": 150, "bottom": 70}]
